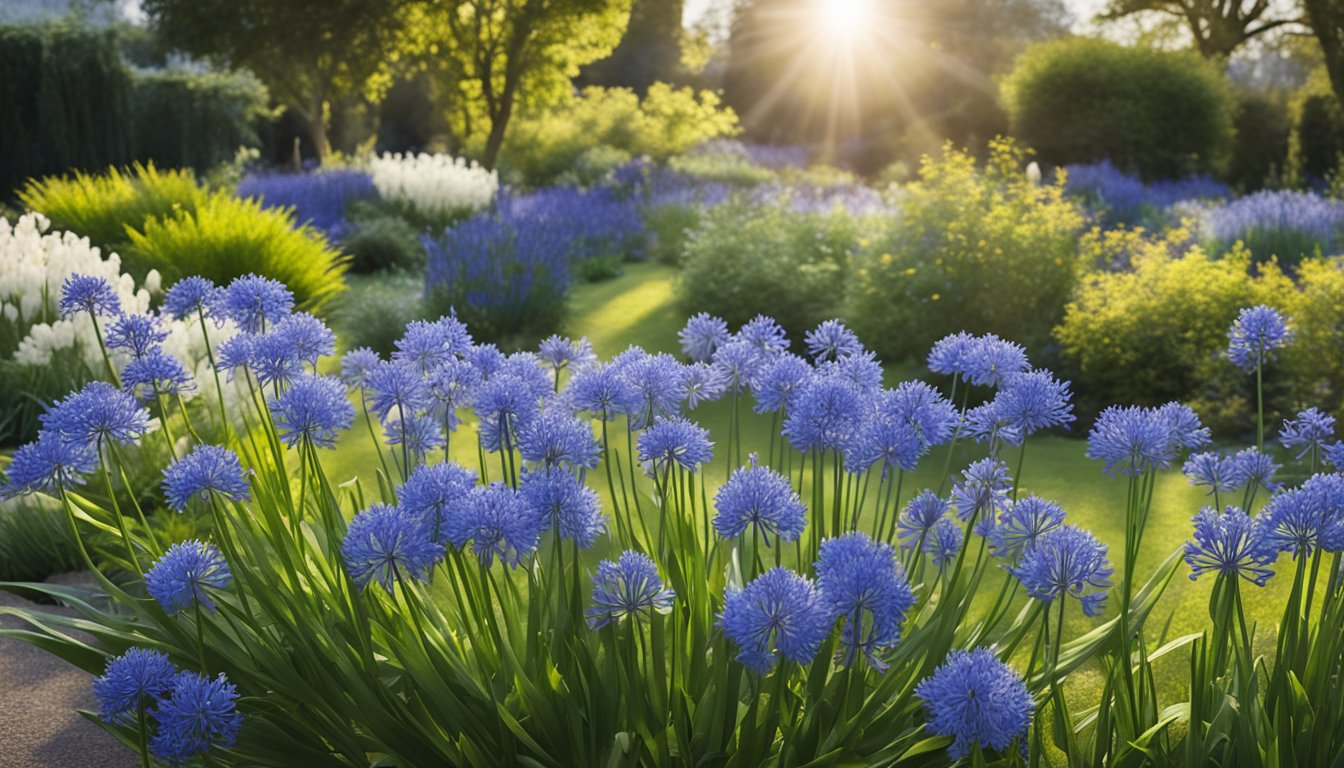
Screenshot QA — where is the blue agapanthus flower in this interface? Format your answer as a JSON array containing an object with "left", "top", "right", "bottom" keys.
[
  {"left": 846, "top": 415, "right": 922, "bottom": 475},
  {"left": 884, "top": 381, "right": 959, "bottom": 450},
  {"left": 569, "top": 363, "right": 640, "bottom": 421},
  {"left": 41, "top": 381, "right": 150, "bottom": 449},
  {"left": 712, "top": 338, "right": 765, "bottom": 395},
  {"left": 214, "top": 334, "right": 253, "bottom": 382},
  {"left": 145, "top": 540, "right": 232, "bottom": 614},
  {"left": 679, "top": 312, "right": 730, "bottom": 363},
  {"left": 678, "top": 362, "right": 728, "bottom": 410},
  {"left": 449, "top": 482, "right": 545, "bottom": 567},
  {"left": 426, "top": 357, "right": 481, "bottom": 430},
  {"left": 271, "top": 312, "right": 335, "bottom": 369},
  {"left": 2, "top": 431, "right": 96, "bottom": 498},
  {"left": 365, "top": 360, "right": 431, "bottom": 422},
  {"left": 719, "top": 567, "right": 833, "bottom": 674},
  {"left": 93, "top": 647, "right": 176, "bottom": 725},
  {"left": 927, "top": 332, "right": 976, "bottom": 378},
  {"left": 964, "top": 401, "right": 1022, "bottom": 450},
  {"left": 59, "top": 274, "right": 121, "bottom": 318},
  {"left": 1183, "top": 452, "right": 1239, "bottom": 495},
  {"left": 805, "top": 319, "right": 862, "bottom": 362},
  {"left": 713, "top": 457, "right": 807, "bottom": 542},
  {"left": 989, "top": 495, "right": 1066, "bottom": 562},
  {"left": 1010, "top": 525, "right": 1112, "bottom": 616},
  {"left": 820, "top": 349, "right": 883, "bottom": 394},
  {"left": 520, "top": 467, "right": 605, "bottom": 547},
  {"left": 1255, "top": 473, "right": 1344, "bottom": 558},
  {"left": 1279, "top": 407, "right": 1336, "bottom": 462},
  {"left": 962, "top": 335, "right": 1029, "bottom": 388},
  {"left": 162, "top": 445, "right": 250, "bottom": 511},
  {"left": 1231, "top": 447, "right": 1280, "bottom": 491},
  {"left": 620, "top": 351, "right": 685, "bottom": 429},
  {"left": 162, "top": 276, "right": 220, "bottom": 322},
  {"left": 737, "top": 315, "right": 790, "bottom": 357},
  {"left": 394, "top": 316, "right": 472, "bottom": 373},
  {"left": 915, "top": 648, "right": 1033, "bottom": 761},
  {"left": 637, "top": 417, "right": 714, "bottom": 472},
  {"left": 474, "top": 373, "right": 542, "bottom": 453},
  {"left": 149, "top": 672, "right": 243, "bottom": 765},
  {"left": 897, "top": 490, "right": 950, "bottom": 550},
  {"left": 950, "top": 458, "right": 1012, "bottom": 529},
  {"left": 340, "top": 347, "right": 382, "bottom": 389},
  {"left": 783, "top": 373, "right": 863, "bottom": 454},
  {"left": 465, "top": 342, "right": 506, "bottom": 379},
  {"left": 993, "top": 369, "right": 1074, "bottom": 436},
  {"left": 1158, "top": 402, "right": 1212, "bottom": 451},
  {"left": 106, "top": 313, "right": 168, "bottom": 358},
  {"left": 123, "top": 348, "right": 195, "bottom": 402},
  {"left": 751, "top": 353, "right": 811, "bottom": 415},
  {"left": 383, "top": 412, "right": 445, "bottom": 461},
  {"left": 1184, "top": 506, "right": 1274, "bottom": 586},
  {"left": 518, "top": 408, "right": 600, "bottom": 469},
  {"left": 1228, "top": 305, "right": 1292, "bottom": 372},
  {"left": 1087, "top": 403, "right": 1207, "bottom": 477},
  {"left": 500, "top": 352, "right": 554, "bottom": 399},
  {"left": 270, "top": 375, "right": 354, "bottom": 449},
  {"left": 537, "top": 334, "right": 596, "bottom": 375},
  {"left": 399, "top": 461, "right": 477, "bottom": 546},
  {"left": 343, "top": 503, "right": 442, "bottom": 591},
  {"left": 925, "top": 518, "right": 965, "bottom": 570},
  {"left": 586, "top": 550, "right": 675, "bottom": 629},
  {"left": 219, "top": 274, "right": 294, "bottom": 333},
  {"left": 815, "top": 532, "right": 914, "bottom": 670}
]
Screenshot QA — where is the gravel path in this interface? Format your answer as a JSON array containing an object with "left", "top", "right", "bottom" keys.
[{"left": 0, "top": 575, "right": 136, "bottom": 768}]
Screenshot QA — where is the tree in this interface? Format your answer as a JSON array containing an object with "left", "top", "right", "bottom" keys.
[
  {"left": 141, "top": 0, "right": 410, "bottom": 161},
  {"left": 411, "top": 0, "right": 632, "bottom": 169},
  {"left": 1305, "top": 0, "right": 1344, "bottom": 107},
  {"left": 1101, "top": 0, "right": 1301, "bottom": 58},
  {"left": 581, "top": 0, "right": 685, "bottom": 93}
]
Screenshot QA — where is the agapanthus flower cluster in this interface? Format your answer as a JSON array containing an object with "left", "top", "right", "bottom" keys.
[
  {"left": 816, "top": 533, "right": 915, "bottom": 669},
  {"left": 145, "top": 540, "right": 233, "bottom": 614},
  {"left": 343, "top": 503, "right": 444, "bottom": 592},
  {"left": 989, "top": 495, "right": 1066, "bottom": 562},
  {"left": 1227, "top": 305, "right": 1292, "bottom": 372},
  {"left": 162, "top": 445, "right": 251, "bottom": 511},
  {"left": 1254, "top": 473, "right": 1344, "bottom": 558},
  {"left": 719, "top": 567, "right": 833, "bottom": 674},
  {"left": 713, "top": 456, "right": 807, "bottom": 542},
  {"left": 638, "top": 417, "right": 714, "bottom": 472},
  {"left": 1087, "top": 402, "right": 1210, "bottom": 477},
  {"left": 1279, "top": 407, "right": 1336, "bottom": 463},
  {"left": 915, "top": 648, "right": 1033, "bottom": 761},
  {"left": 587, "top": 550, "right": 676, "bottom": 629},
  {"left": 449, "top": 482, "right": 545, "bottom": 567},
  {"left": 896, "top": 490, "right": 951, "bottom": 550},
  {"left": 1010, "top": 525, "right": 1112, "bottom": 616},
  {"left": 520, "top": 467, "right": 606, "bottom": 547},
  {"left": 679, "top": 313, "right": 731, "bottom": 363},
  {"left": 1184, "top": 506, "right": 1274, "bottom": 586},
  {"left": 804, "top": 319, "right": 862, "bottom": 362},
  {"left": 950, "top": 458, "right": 1012, "bottom": 530}
]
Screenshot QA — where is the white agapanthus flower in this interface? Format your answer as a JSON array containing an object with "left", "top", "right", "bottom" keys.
[{"left": 367, "top": 152, "right": 497, "bottom": 219}]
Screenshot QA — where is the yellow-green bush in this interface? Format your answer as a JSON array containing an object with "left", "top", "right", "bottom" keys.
[
  {"left": 847, "top": 140, "right": 1084, "bottom": 362},
  {"left": 1281, "top": 258, "right": 1344, "bottom": 419},
  {"left": 125, "top": 193, "right": 348, "bottom": 314},
  {"left": 499, "top": 83, "right": 739, "bottom": 184}
]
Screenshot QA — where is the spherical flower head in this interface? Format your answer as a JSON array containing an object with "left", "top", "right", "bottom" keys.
[
  {"left": 518, "top": 408, "right": 600, "bottom": 469},
  {"left": 737, "top": 315, "right": 790, "bottom": 357},
  {"left": 925, "top": 518, "right": 965, "bottom": 570},
  {"left": 162, "top": 445, "right": 250, "bottom": 511},
  {"left": 637, "top": 417, "right": 714, "bottom": 472},
  {"left": 815, "top": 532, "right": 915, "bottom": 670},
  {"left": 465, "top": 343, "right": 506, "bottom": 379},
  {"left": 713, "top": 457, "right": 807, "bottom": 542},
  {"left": 927, "top": 332, "right": 976, "bottom": 377},
  {"left": 1279, "top": 407, "right": 1336, "bottom": 461},
  {"left": 365, "top": 360, "right": 431, "bottom": 422},
  {"left": 896, "top": 490, "right": 950, "bottom": 550},
  {"left": 342, "top": 503, "right": 442, "bottom": 591},
  {"left": 270, "top": 375, "right": 354, "bottom": 449},
  {"left": 990, "top": 495, "right": 1066, "bottom": 562},
  {"left": 1157, "top": 402, "right": 1212, "bottom": 452},
  {"left": 719, "top": 567, "right": 832, "bottom": 674},
  {"left": 499, "top": 353, "right": 553, "bottom": 399},
  {"left": 805, "top": 319, "right": 862, "bottom": 362},
  {"left": 340, "top": 347, "right": 382, "bottom": 388},
  {"left": 1183, "top": 452, "right": 1239, "bottom": 495},
  {"left": 1232, "top": 447, "right": 1280, "bottom": 492},
  {"left": 713, "top": 338, "right": 765, "bottom": 395},
  {"left": 449, "top": 482, "right": 544, "bottom": 567},
  {"left": 962, "top": 335, "right": 1028, "bottom": 388},
  {"left": 679, "top": 362, "right": 728, "bottom": 410},
  {"left": 1228, "top": 304, "right": 1292, "bottom": 372},
  {"left": 885, "top": 381, "right": 959, "bottom": 450},
  {"left": 162, "top": 276, "right": 220, "bottom": 321},
  {"left": 382, "top": 412, "right": 445, "bottom": 462},
  {"left": 93, "top": 647, "right": 176, "bottom": 725},
  {"left": 679, "top": 312, "right": 730, "bottom": 363},
  {"left": 2, "top": 431, "right": 95, "bottom": 498},
  {"left": 994, "top": 369, "right": 1074, "bottom": 436},
  {"left": 537, "top": 334, "right": 596, "bottom": 373},
  {"left": 569, "top": 363, "right": 640, "bottom": 421},
  {"left": 950, "top": 458, "right": 1012, "bottom": 528},
  {"left": 782, "top": 373, "right": 863, "bottom": 454},
  {"left": 915, "top": 648, "right": 1033, "bottom": 761},
  {"left": 1086, "top": 404, "right": 1190, "bottom": 477},
  {"left": 620, "top": 351, "right": 685, "bottom": 429},
  {"left": 59, "top": 273, "right": 121, "bottom": 319},
  {"left": 271, "top": 312, "right": 335, "bottom": 369},
  {"left": 399, "top": 461, "right": 477, "bottom": 546},
  {"left": 41, "top": 381, "right": 151, "bottom": 449},
  {"left": 474, "top": 373, "right": 542, "bottom": 453},
  {"left": 145, "top": 539, "right": 232, "bottom": 614},
  {"left": 106, "top": 313, "right": 169, "bottom": 358},
  {"left": 1185, "top": 506, "right": 1274, "bottom": 586},
  {"left": 587, "top": 550, "right": 675, "bottom": 629},
  {"left": 964, "top": 401, "right": 1022, "bottom": 450},
  {"left": 1010, "top": 524, "right": 1112, "bottom": 616},
  {"left": 521, "top": 467, "right": 605, "bottom": 547},
  {"left": 394, "top": 316, "right": 473, "bottom": 373},
  {"left": 1255, "top": 473, "right": 1344, "bottom": 558},
  {"left": 751, "top": 353, "right": 811, "bottom": 415},
  {"left": 214, "top": 334, "right": 253, "bottom": 381},
  {"left": 220, "top": 274, "right": 293, "bottom": 333},
  {"left": 123, "top": 348, "right": 195, "bottom": 403},
  {"left": 819, "top": 349, "right": 883, "bottom": 395},
  {"left": 149, "top": 671, "right": 243, "bottom": 765}
]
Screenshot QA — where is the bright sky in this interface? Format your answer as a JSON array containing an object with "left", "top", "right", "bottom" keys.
[{"left": 683, "top": 0, "right": 1110, "bottom": 33}]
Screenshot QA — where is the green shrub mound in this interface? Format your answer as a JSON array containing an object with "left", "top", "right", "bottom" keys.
[
  {"left": 20, "top": 163, "right": 206, "bottom": 252},
  {"left": 1003, "top": 37, "right": 1234, "bottom": 180}
]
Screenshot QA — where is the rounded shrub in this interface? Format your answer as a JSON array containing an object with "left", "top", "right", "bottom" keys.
[
  {"left": 342, "top": 215, "right": 425, "bottom": 274},
  {"left": 1003, "top": 38, "right": 1234, "bottom": 180}
]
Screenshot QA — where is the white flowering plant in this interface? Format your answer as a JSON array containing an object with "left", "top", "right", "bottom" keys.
[{"left": 367, "top": 152, "right": 498, "bottom": 225}]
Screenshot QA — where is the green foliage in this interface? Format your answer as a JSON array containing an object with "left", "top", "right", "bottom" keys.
[
  {"left": 1280, "top": 256, "right": 1344, "bottom": 420},
  {"left": 0, "top": 24, "right": 133, "bottom": 197},
  {"left": 1288, "top": 67, "right": 1344, "bottom": 185},
  {"left": 560, "top": 145, "right": 633, "bottom": 187},
  {"left": 499, "top": 84, "right": 738, "bottom": 185},
  {"left": 19, "top": 163, "right": 206, "bottom": 254},
  {"left": 1228, "top": 90, "right": 1290, "bottom": 191},
  {"left": 847, "top": 140, "right": 1085, "bottom": 362},
  {"left": 666, "top": 150, "right": 775, "bottom": 186},
  {"left": 132, "top": 68, "right": 270, "bottom": 174},
  {"left": 0, "top": 500, "right": 81, "bottom": 582},
  {"left": 334, "top": 273, "right": 428, "bottom": 356},
  {"left": 642, "top": 201, "right": 702, "bottom": 265},
  {"left": 580, "top": 0, "right": 684, "bottom": 92},
  {"left": 678, "top": 197, "right": 858, "bottom": 340},
  {"left": 342, "top": 214, "right": 424, "bottom": 274},
  {"left": 1003, "top": 37, "right": 1234, "bottom": 180},
  {"left": 125, "top": 193, "right": 348, "bottom": 314}
]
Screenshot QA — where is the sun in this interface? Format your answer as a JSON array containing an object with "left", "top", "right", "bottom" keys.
[{"left": 818, "top": 0, "right": 876, "bottom": 39}]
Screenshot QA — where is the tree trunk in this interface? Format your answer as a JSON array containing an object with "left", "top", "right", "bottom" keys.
[
  {"left": 308, "top": 109, "right": 330, "bottom": 165},
  {"left": 1306, "top": 0, "right": 1344, "bottom": 109}
]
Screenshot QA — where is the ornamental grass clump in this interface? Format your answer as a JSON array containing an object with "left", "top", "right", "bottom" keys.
[{"left": 2, "top": 283, "right": 1344, "bottom": 766}]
